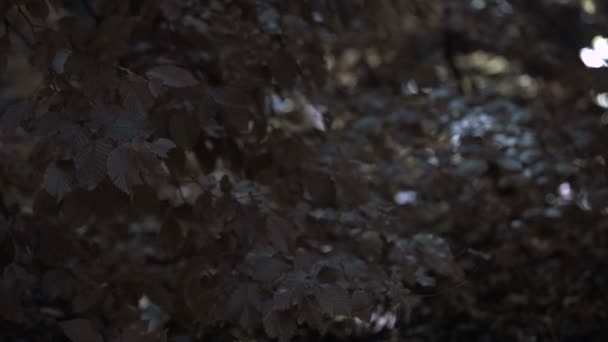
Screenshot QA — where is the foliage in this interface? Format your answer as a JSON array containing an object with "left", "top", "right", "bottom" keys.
[{"left": 2, "top": 0, "right": 608, "bottom": 341}]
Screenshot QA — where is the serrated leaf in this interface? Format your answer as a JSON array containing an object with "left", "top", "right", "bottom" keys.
[
  {"left": 297, "top": 295, "right": 325, "bottom": 330},
  {"left": 246, "top": 253, "right": 288, "bottom": 283},
  {"left": 146, "top": 65, "right": 199, "bottom": 88},
  {"left": 90, "top": 103, "right": 148, "bottom": 142},
  {"left": 107, "top": 145, "right": 142, "bottom": 194},
  {"left": 106, "top": 115, "right": 148, "bottom": 142},
  {"left": 74, "top": 139, "right": 112, "bottom": 190},
  {"left": 44, "top": 163, "right": 73, "bottom": 199},
  {"left": 106, "top": 142, "right": 168, "bottom": 194},
  {"left": 90, "top": 102, "right": 118, "bottom": 129},
  {"left": 228, "top": 282, "right": 262, "bottom": 331},
  {"left": 263, "top": 309, "right": 297, "bottom": 342},
  {"left": 65, "top": 124, "right": 91, "bottom": 158},
  {"left": 120, "top": 78, "right": 154, "bottom": 114},
  {"left": 59, "top": 318, "right": 103, "bottom": 342},
  {"left": 314, "top": 283, "right": 351, "bottom": 317}
]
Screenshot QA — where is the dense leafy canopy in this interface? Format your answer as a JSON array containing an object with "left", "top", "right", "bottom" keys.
[{"left": 2, "top": 0, "right": 608, "bottom": 341}]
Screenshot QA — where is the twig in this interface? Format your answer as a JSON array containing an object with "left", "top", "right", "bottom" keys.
[
  {"left": 12, "top": 0, "right": 38, "bottom": 38},
  {"left": 3, "top": 18, "right": 34, "bottom": 49}
]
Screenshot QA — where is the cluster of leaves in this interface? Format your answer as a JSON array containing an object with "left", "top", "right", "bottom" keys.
[
  {"left": 318, "top": 1, "right": 608, "bottom": 340},
  {"left": 5, "top": 0, "right": 608, "bottom": 341},
  {"left": 0, "top": 1, "right": 467, "bottom": 341}
]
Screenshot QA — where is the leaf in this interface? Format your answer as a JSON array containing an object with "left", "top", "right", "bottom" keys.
[
  {"left": 413, "top": 233, "right": 463, "bottom": 280},
  {"left": 107, "top": 142, "right": 169, "bottom": 194},
  {"left": 120, "top": 78, "right": 154, "bottom": 114},
  {"left": 314, "top": 283, "right": 352, "bottom": 317},
  {"left": 297, "top": 294, "right": 326, "bottom": 330},
  {"left": 272, "top": 287, "right": 294, "bottom": 311},
  {"left": 90, "top": 102, "right": 119, "bottom": 129},
  {"left": 146, "top": 65, "right": 199, "bottom": 88},
  {"left": 281, "top": 270, "right": 311, "bottom": 299},
  {"left": 246, "top": 251, "right": 288, "bottom": 283},
  {"left": 106, "top": 115, "right": 149, "bottom": 143},
  {"left": 228, "top": 282, "right": 262, "bottom": 331},
  {"left": 263, "top": 309, "right": 297, "bottom": 342},
  {"left": 59, "top": 318, "right": 103, "bottom": 342},
  {"left": 90, "top": 103, "right": 148, "bottom": 142},
  {"left": 44, "top": 163, "right": 73, "bottom": 199},
  {"left": 351, "top": 290, "right": 374, "bottom": 320},
  {"left": 136, "top": 148, "right": 166, "bottom": 178},
  {"left": 145, "top": 138, "right": 177, "bottom": 157},
  {"left": 169, "top": 110, "right": 200, "bottom": 149},
  {"left": 107, "top": 145, "right": 141, "bottom": 194},
  {"left": 74, "top": 139, "right": 113, "bottom": 190},
  {"left": 62, "top": 124, "right": 90, "bottom": 159}
]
